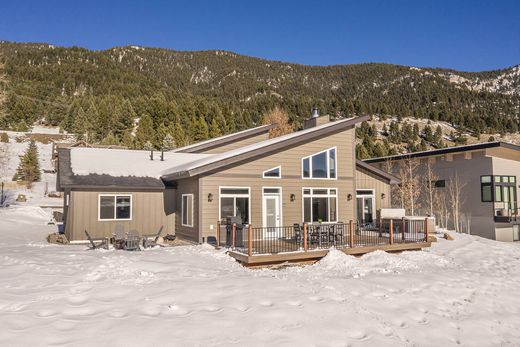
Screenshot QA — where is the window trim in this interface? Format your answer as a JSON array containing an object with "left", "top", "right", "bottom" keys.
[
  {"left": 262, "top": 166, "right": 282, "bottom": 179},
  {"left": 98, "top": 194, "right": 132, "bottom": 221},
  {"left": 181, "top": 194, "right": 194, "bottom": 227},
  {"left": 218, "top": 186, "right": 251, "bottom": 224},
  {"left": 301, "top": 187, "right": 339, "bottom": 223},
  {"left": 481, "top": 175, "right": 493, "bottom": 202},
  {"left": 301, "top": 147, "right": 338, "bottom": 180},
  {"left": 356, "top": 188, "right": 376, "bottom": 223},
  {"left": 262, "top": 186, "right": 283, "bottom": 228}
]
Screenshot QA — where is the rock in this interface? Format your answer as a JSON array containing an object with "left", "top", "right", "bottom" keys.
[
  {"left": 47, "top": 191, "right": 62, "bottom": 198},
  {"left": 47, "top": 233, "right": 69, "bottom": 245},
  {"left": 16, "top": 194, "right": 26, "bottom": 202}
]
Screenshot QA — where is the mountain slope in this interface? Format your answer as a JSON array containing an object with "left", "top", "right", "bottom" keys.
[{"left": 0, "top": 41, "right": 518, "bottom": 147}]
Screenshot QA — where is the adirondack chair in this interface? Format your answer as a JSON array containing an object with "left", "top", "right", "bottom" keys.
[
  {"left": 142, "top": 226, "right": 164, "bottom": 248},
  {"left": 84, "top": 230, "right": 108, "bottom": 250},
  {"left": 125, "top": 230, "right": 141, "bottom": 251},
  {"left": 113, "top": 225, "right": 126, "bottom": 249}
]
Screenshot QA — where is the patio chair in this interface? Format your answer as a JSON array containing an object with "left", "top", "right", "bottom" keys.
[
  {"left": 293, "top": 223, "right": 303, "bottom": 243},
  {"left": 308, "top": 224, "right": 321, "bottom": 245},
  {"left": 142, "top": 226, "right": 164, "bottom": 248},
  {"left": 124, "top": 230, "right": 141, "bottom": 251},
  {"left": 84, "top": 230, "right": 108, "bottom": 250},
  {"left": 113, "top": 224, "right": 126, "bottom": 249}
]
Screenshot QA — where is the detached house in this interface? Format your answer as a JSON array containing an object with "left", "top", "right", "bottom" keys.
[
  {"left": 365, "top": 142, "right": 520, "bottom": 242},
  {"left": 57, "top": 111, "right": 399, "bottom": 247}
]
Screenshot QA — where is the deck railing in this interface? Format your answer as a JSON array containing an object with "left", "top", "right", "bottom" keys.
[{"left": 217, "top": 218, "right": 430, "bottom": 256}]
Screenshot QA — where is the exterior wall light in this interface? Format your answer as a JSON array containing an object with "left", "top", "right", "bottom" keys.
[
  {"left": 381, "top": 193, "right": 386, "bottom": 199},
  {"left": 290, "top": 193, "right": 296, "bottom": 202},
  {"left": 208, "top": 193, "right": 213, "bottom": 202},
  {"left": 347, "top": 193, "right": 352, "bottom": 201}
]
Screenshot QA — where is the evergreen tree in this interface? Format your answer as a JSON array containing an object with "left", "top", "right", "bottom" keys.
[
  {"left": 172, "top": 122, "right": 186, "bottom": 147},
  {"left": 100, "top": 132, "right": 119, "bottom": 145},
  {"left": 0, "top": 133, "right": 8, "bottom": 143},
  {"left": 143, "top": 141, "right": 154, "bottom": 151},
  {"left": 190, "top": 116, "right": 209, "bottom": 142},
  {"left": 209, "top": 118, "right": 222, "bottom": 138},
  {"left": 135, "top": 114, "right": 155, "bottom": 149},
  {"left": 162, "top": 133, "right": 175, "bottom": 150},
  {"left": 13, "top": 140, "right": 40, "bottom": 187}
]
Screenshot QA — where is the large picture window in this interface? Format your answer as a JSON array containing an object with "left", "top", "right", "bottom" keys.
[
  {"left": 220, "top": 187, "right": 250, "bottom": 224},
  {"left": 98, "top": 195, "right": 132, "bottom": 220},
  {"left": 303, "top": 188, "right": 338, "bottom": 223},
  {"left": 481, "top": 175, "right": 517, "bottom": 208},
  {"left": 182, "top": 194, "right": 194, "bottom": 227},
  {"left": 302, "top": 148, "right": 337, "bottom": 179}
]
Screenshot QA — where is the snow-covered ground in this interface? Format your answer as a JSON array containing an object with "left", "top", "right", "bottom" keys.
[
  {"left": 1, "top": 127, "right": 520, "bottom": 345},
  {"left": 0, "top": 205, "right": 519, "bottom": 346}
]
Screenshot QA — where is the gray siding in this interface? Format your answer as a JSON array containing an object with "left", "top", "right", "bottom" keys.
[
  {"left": 355, "top": 167, "right": 391, "bottom": 212},
  {"left": 174, "top": 177, "right": 200, "bottom": 242},
  {"left": 198, "top": 127, "right": 361, "bottom": 240},
  {"left": 65, "top": 190, "right": 175, "bottom": 241}
]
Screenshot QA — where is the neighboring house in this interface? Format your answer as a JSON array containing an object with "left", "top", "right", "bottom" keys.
[
  {"left": 365, "top": 142, "right": 520, "bottom": 242},
  {"left": 57, "top": 113, "right": 397, "bottom": 243}
]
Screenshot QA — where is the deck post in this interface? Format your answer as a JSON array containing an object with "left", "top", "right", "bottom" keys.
[
  {"left": 232, "top": 223, "right": 236, "bottom": 248},
  {"left": 216, "top": 221, "right": 220, "bottom": 249},
  {"left": 248, "top": 224, "right": 252, "bottom": 256},
  {"left": 303, "top": 223, "right": 308, "bottom": 252},
  {"left": 349, "top": 220, "right": 354, "bottom": 248},
  {"left": 389, "top": 219, "right": 394, "bottom": 245},
  {"left": 401, "top": 217, "right": 406, "bottom": 241},
  {"left": 378, "top": 218, "right": 382, "bottom": 236},
  {"left": 424, "top": 218, "right": 428, "bottom": 242}
]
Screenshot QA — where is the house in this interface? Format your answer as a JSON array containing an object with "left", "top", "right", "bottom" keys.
[
  {"left": 57, "top": 111, "right": 399, "bottom": 247},
  {"left": 365, "top": 141, "right": 520, "bottom": 242}
]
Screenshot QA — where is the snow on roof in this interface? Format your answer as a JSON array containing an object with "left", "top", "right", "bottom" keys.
[
  {"left": 70, "top": 147, "right": 213, "bottom": 178},
  {"left": 162, "top": 117, "right": 358, "bottom": 177}
]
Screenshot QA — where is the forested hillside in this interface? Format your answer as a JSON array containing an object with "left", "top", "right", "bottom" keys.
[{"left": 0, "top": 41, "right": 518, "bottom": 153}]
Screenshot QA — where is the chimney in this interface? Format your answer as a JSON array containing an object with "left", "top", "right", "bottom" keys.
[
  {"left": 304, "top": 107, "right": 329, "bottom": 129},
  {"left": 150, "top": 150, "right": 154, "bottom": 161},
  {"left": 160, "top": 150, "right": 164, "bottom": 161}
]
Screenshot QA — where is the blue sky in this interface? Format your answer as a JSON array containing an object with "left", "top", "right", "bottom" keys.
[{"left": 0, "top": 0, "right": 518, "bottom": 71}]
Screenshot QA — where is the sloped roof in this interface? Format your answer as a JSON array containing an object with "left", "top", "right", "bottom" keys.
[
  {"left": 356, "top": 160, "right": 400, "bottom": 184},
  {"left": 364, "top": 141, "right": 520, "bottom": 164},
  {"left": 173, "top": 123, "right": 277, "bottom": 153},
  {"left": 58, "top": 115, "right": 369, "bottom": 189},
  {"left": 162, "top": 115, "right": 369, "bottom": 180}
]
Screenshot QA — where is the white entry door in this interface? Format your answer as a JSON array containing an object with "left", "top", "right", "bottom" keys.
[{"left": 263, "top": 188, "right": 281, "bottom": 238}]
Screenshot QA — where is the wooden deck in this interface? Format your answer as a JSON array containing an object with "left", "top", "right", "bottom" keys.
[{"left": 228, "top": 242, "right": 432, "bottom": 267}]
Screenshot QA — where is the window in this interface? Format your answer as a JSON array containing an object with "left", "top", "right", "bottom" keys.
[
  {"left": 303, "top": 188, "right": 338, "bottom": 223},
  {"left": 481, "top": 176, "right": 492, "bottom": 202},
  {"left": 220, "top": 187, "right": 250, "bottom": 224},
  {"left": 434, "top": 180, "right": 446, "bottom": 188},
  {"left": 182, "top": 194, "right": 194, "bottom": 227},
  {"left": 98, "top": 195, "right": 132, "bottom": 220},
  {"left": 302, "top": 148, "right": 337, "bottom": 179},
  {"left": 481, "top": 175, "right": 518, "bottom": 208},
  {"left": 263, "top": 166, "right": 281, "bottom": 178}
]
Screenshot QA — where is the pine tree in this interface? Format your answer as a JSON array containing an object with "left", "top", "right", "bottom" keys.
[
  {"left": 13, "top": 140, "right": 40, "bottom": 187},
  {"left": 172, "top": 122, "right": 186, "bottom": 147},
  {"left": 209, "top": 118, "right": 222, "bottom": 138},
  {"left": 135, "top": 114, "right": 155, "bottom": 149},
  {"left": 0, "top": 133, "right": 8, "bottom": 143},
  {"left": 100, "top": 132, "right": 119, "bottom": 145},
  {"left": 162, "top": 133, "right": 175, "bottom": 150},
  {"left": 190, "top": 116, "right": 209, "bottom": 142},
  {"left": 143, "top": 141, "right": 154, "bottom": 151}
]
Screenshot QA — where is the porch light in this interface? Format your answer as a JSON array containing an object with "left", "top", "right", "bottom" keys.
[
  {"left": 290, "top": 193, "right": 296, "bottom": 202},
  {"left": 207, "top": 193, "right": 213, "bottom": 202},
  {"left": 347, "top": 193, "right": 352, "bottom": 201},
  {"left": 381, "top": 193, "right": 386, "bottom": 199}
]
